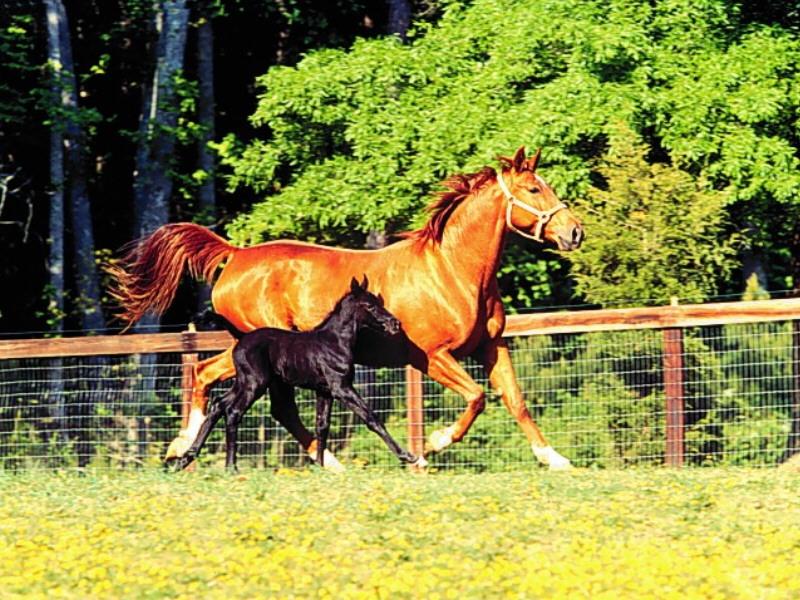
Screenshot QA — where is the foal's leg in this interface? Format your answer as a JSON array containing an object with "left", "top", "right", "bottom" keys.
[
  {"left": 334, "top": 384, "right": 424, "bottom": 466},
  {"left": 482, "top": 339, "right": 571, "bottom": 470},
  {"left": 223, "top": 348, "right": 269, "bottom": 472},
  {"left": 172, "top": 392, "right": 229, "bottom": 471},
  {"left": 224, "top": 388, "right": 261, "bottom": 472},
  {"left": 315, "top": 393, "right": 333, "bottom": 467},
  {"left": 269, "top": 380, "right": 345, "bottom": 472}
]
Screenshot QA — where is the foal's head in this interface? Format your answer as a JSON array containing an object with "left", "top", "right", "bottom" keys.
[{"left": 342, "top": 276, "right": 401, "bottom": 337}]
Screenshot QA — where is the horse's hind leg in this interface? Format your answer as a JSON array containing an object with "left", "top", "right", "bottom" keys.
[
  {"left": 165, "top": 347, "right": 236, "bottom": 462},
  {"left": 268, "top": 380, "right": 345, "bottom": 472}
]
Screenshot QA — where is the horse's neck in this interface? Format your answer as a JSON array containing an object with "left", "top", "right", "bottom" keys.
[{"left": 437, "top": 186, "right": 506, "bottom": 290}]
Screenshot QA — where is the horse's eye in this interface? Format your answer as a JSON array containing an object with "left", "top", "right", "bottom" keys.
[{"left": 529, "top": 186, "right": 540, "bottom": 194}]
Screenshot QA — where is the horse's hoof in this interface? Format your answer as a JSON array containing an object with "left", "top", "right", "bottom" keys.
[
  {"left": 164, "top": 432, "right": 192, "bottom": 460},
  {"left": 532, "top": 444, "right": 573, "bottom": 470},
  {"left": 425, "top": 425, "right": 456, "bottom": 454}
]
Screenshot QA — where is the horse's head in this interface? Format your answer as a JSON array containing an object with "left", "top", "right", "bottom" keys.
[
  {"left": 347, "top": 276, "right": 402, "bottom": 336},
  {"left": 497, "top": 147, "right": 584, "bottom": 250}
]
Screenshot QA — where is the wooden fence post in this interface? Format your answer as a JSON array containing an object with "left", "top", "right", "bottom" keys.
[
  {"left": 180, "top": 325, "right": 198, "bottom": 471},
  {"left": 406, "top": 365, "right": 424, "bottom": 464},
  {"left": 782, "top": 320, "right": 800, "bottom": 462},
  {"left": 662, "top": 327, "right": 685, "bottom": 466}
]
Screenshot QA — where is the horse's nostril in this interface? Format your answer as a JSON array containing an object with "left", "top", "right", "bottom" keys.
[{"left": 572, "top": 226, "right": 583, "bottom": 246}]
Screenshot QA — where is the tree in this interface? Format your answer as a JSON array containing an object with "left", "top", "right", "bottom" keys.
[
  {"left": 219, "top": 0, "right": 800, "bottom": 307},
  {"left": 53, "top": 0, "right": 105, "bottom": 333},
  {"left": 567, "top": 128, "right": 738, "bottom": 306},
  {"left": 132, "top": 0, "right": 189, "bottom": 331},
  {"left": 43, "top": 0, "right": 66, "bottom": 336}
]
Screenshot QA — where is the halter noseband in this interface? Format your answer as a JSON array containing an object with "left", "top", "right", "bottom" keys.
[{"left": 496, "top": 170, "right": 567, "bottom": 242}]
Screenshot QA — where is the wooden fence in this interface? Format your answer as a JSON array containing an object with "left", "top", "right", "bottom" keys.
[{"left": 2, "top": 297, "right": 799, "bottom": 466}]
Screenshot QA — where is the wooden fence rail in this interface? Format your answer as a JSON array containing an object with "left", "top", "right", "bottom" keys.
[{"left": 2, "top": 297, "right": 800, "bottom": 467}]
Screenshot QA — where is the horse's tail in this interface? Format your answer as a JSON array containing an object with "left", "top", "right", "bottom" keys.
[{"left": 107, "top": 223, "right": 237, "bottom": 329}]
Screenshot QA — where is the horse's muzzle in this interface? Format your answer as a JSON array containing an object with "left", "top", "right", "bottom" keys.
[{"left": 558, "top": 225, "right": 584, "bottom": 251}]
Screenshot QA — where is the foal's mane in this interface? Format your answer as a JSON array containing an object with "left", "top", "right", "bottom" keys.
[{"left": 403, "top": 166, "right": 498, "bottom": 244}]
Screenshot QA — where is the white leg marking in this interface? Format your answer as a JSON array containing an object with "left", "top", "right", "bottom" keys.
[
  {"left": 532, "top": 444, "right": 573, "bottom": 471},
  {"left": 309, "top": 448, "right": 346, "bottom": 473},
  {"left": 428, "top": 424, "right": 457, "bottom": 452},
  {"left": 184, "top": 407, "right": 207, "bottom": 444},
  {"left": 165, "top": 408, "right": 208, "bottom": 459},
  {"left": 412, "top": 456, "right": 429, "bottom": 469}
]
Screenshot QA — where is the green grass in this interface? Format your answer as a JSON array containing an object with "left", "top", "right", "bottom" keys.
[{"left": 1, "top": 468, "right": 798, "bottom": 598}]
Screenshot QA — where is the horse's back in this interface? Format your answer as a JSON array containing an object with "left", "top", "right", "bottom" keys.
[{"left": 212, "top": 240, "right": 382, "bottom": 332}]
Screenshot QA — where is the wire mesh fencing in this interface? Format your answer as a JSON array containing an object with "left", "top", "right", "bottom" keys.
[{"left": 0, "top": 318, "right": 798, "bottom": 472}]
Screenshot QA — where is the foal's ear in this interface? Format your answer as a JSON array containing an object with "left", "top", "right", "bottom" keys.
[
  {"left": 361, "top": 274, "right": 369, "bottom": 291},
  {"left": 350, "top": 277, "right": 360, "bottom": 293}
]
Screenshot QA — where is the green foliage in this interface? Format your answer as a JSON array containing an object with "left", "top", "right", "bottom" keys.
[
  {"left": 569, "top": 129, "right": 738, "bottom": 306},
  {"left": 0, "top": 13, "right": 39, "bottom": 127},
  {"left": 221, "top": 0, "right": 800, "bottom": 302}
]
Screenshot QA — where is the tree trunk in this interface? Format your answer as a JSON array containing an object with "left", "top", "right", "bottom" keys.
[
  {"left": 44, "top": 0, "right": 67, "bottom": 457},
  {"left": 130, "top": 2, "right": 189, "bottom": 459},
  {"left": 387, "top": 0, "right": 411, "bottom": 41},
  {"left": 274, "top": 0, "right": 292, "bottom": 65},
  {"left": 132, "top": 0, "right": 189, "bottom": 245},
  {"left": 50, "top": 0, "right": 105, "bottom": 333},
  {"left": 195, "top": 11, "right": 215, "bottom": 313}
]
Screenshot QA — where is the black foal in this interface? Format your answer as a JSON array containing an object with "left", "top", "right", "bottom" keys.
[{"left": 174, "top": 277, "right": 426, "bottom": 471}]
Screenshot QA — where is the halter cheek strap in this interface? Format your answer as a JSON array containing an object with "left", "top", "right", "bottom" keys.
[{"left": 496, "top": 171, "right": 567, "bottom": 242}]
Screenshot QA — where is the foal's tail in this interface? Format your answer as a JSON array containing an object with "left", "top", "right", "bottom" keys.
[{"left": 107, "top": 223, "right": 237, "bottom": 330}]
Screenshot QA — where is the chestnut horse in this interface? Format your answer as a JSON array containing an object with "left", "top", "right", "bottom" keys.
[{"left": 109, "top": 147, "right": 584, "bottom": 470}]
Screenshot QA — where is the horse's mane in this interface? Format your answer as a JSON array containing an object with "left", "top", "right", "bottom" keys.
[{"left": 402, "top": 166, "right": 498, "bottom": 244}]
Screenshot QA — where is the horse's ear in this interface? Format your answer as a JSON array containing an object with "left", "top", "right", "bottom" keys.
[
  {"left": 524, "top": 147, "right": 542, "bottom": 172},
  {"left": 512, "top": 146, "right": 526, "bottom": 171},
  {"left": 361, "top": 274, "right": 369, "bottom": 290},
  {"left": 350, "top": 277, "right": 360, "bottom": 292}
]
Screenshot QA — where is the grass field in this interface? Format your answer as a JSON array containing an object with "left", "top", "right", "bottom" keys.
[{"left": 1, "top": 467, "right": 798, "bottom": 599}]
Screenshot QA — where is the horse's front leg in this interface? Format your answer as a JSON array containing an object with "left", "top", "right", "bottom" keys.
[
  {"left": 482, "top": 339, "right": 571, "bottom": 470},
  {"left": 165, "top": 346, "right": 237, "bottom": 462},
  {"left": 422, "top": 349, "right": 487, "bottom": 455}
]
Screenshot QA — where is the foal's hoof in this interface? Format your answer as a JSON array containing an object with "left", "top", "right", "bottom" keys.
[
  {"left": 165, "top": 432, "right": 192, "bottom": 461},
  {"left": 166, "top": 455, "right": 193, "bottom": 472}
]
